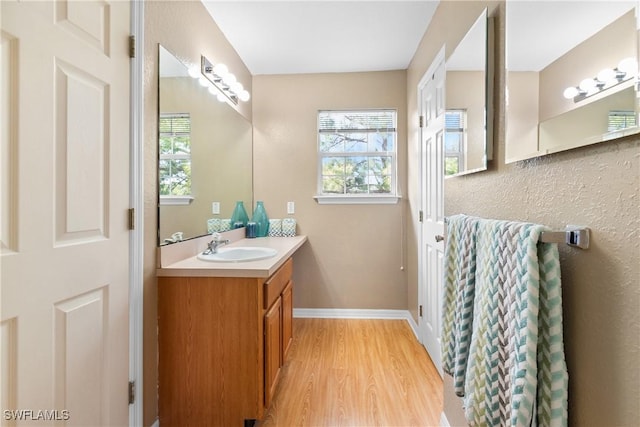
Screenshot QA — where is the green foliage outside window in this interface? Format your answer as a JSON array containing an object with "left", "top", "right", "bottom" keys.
[
  {"left": 445, "top": 157, "right": 459, "bottom": 176},
  {"left": 318, "top": 110, "right": 396, "bottom": 195},
  {"left": 159, "top": 114, "right": 191, "bottom": 196}
]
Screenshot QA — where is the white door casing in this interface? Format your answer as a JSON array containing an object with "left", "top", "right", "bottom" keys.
[
  {"left": 129, "top": 1, "right": 145, "bottom": 424},
  {"left": 1, "top": 1, "right": 131, "bottom": 425},
  {"left": 418, "top": 47, "right": 446, "bottom": 377}
]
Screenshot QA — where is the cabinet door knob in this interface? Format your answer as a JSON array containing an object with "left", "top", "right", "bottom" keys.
[{"left": 435, "top": 235, "right": 445, "bottom": 242}]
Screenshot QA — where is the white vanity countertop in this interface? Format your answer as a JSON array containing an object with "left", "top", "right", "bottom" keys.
[{"left": 156, "top": 235, "right": 307, "bottom": 278}]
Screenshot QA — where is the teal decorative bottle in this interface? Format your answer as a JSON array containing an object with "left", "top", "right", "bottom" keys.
[
  {"left": 251, "top": 201, "right": 269, "bottom": 237},
  {"left": 230, "top": 201, "right": 249, "bottom": 228}
]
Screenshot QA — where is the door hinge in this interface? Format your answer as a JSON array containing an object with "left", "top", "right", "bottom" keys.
[
  {"left": 419, "top": 115, "right": 424, "bottom": 128},
  {"left": 128, "top": 381, "right": 135, "bottom": 405},
  {"left": 128, "top": 208, "right": 135, "bottom": 230},
  {"left": 419, "top": 305, "right": 423, "bottom": 317},
  {"left": 129, "top": 35, "right": 136, "bottom": 58},
  {"left": 419, "top": 210, "right": 423, "bottom": 222}
]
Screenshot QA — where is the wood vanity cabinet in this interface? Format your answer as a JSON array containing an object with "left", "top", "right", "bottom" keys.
[
  {"left": 158, "top": 257, "right": 294, "bottom": 426},
  {"left": 262, "top": 257, "right": 293, "bottom": 407}
]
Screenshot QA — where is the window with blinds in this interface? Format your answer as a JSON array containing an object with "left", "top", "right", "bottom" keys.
[
  {"left": 444, "top": 109, "right": 466, "bottom": 176},
  {"left": 159, "top": 113, "right": 192, "bottom": 196},
  {"left": 608, "top": 110, "right": 637, "bottom": 132},
  {"left": 317, "top": 110, "right": 397, "bottom": 197}
]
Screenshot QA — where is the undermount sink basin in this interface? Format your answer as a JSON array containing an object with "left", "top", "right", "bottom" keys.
[{"left": 197, "top": 246, "right": 278, "bottom": 263}]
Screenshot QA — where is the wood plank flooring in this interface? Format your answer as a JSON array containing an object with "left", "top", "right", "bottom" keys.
[{"left": 259, "top": 318, "right": 443, "bottom": 427}]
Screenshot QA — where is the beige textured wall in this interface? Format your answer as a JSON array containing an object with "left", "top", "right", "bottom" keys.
[
  {"left": 144, "top": 2, "right": 252, "bottom": 425},
  {"left": 252, "top": 71, "right": 408, "bottom": 311},
  {"left": 409, "top": 1, "right": 640, "bottom": 425}
]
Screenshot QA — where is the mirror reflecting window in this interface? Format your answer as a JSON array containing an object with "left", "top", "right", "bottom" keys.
[
  {"left": 445, "top": 8, "right": 491, "bottom": 177},
  {"left": 506, "top": 1, "right": 639, "bottom": 162},
  {"left": 158, "top": 45, "right": 253, "bottom": 245}
]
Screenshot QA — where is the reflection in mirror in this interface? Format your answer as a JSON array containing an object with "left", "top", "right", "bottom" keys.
[
  {"left": 445, "top": 8, "right": 491, "bottom": 177},
  {"left": 158, "top": 45, "right": 252, "bottom": 245},
  {"left": 506, "top": 1, "right": 639, "bottom": 162}
]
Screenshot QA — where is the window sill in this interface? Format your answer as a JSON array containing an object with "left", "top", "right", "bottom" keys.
[
  {"left": 314, "top": 195, "right": 401, "bottom": 205},
  {"left": 160, "top": 195, "right": 194, "bottom": 206}
]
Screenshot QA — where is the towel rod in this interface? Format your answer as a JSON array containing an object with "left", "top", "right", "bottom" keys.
[{"left": 540, "top": 226, "right": 590, "bottom": 249}]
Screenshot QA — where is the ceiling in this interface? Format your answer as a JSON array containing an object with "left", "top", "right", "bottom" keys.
[
  {"left": 200, "top": 1, "right": 637, "bottom": 76},
  {"left": 201, "top": 1, "right": 440, "bottom": 75}
]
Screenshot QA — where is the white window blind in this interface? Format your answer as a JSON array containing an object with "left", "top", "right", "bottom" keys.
[
  {"left": 317, "top": 110, "right": 397, "bottom": 202},
  {"left": 608, "top": 110, "right": 637, "bottom": 132}
]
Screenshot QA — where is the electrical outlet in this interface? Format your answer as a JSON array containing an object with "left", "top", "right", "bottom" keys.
[
  {"left": 287, "top": 201, "right": 295, "bottom": 215},
  {"left": 212, "top": 202, "right": 220, "bottom": 215}
]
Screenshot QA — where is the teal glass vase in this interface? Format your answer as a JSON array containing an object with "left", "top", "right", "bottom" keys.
[
  {"left": 230, "top": 201, "right": 249, "bottom": 228},
  {"left": 251, "top": 201, "right": 269, "bottom": 237}
]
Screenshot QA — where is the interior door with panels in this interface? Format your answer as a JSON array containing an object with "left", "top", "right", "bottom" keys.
[
  {"left": 418, "top": 48, "right": 446, "bottom": 376},
  {"left": 1, "top": 1, "right": 131, "bottom": 425}
]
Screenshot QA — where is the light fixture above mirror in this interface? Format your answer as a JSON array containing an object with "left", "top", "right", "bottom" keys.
[
  {"left": 563, "top": 56, "right": 638, "bottom": 102},
  {"left": 186, "top": 55, "right": 251, "bottom": 105}
]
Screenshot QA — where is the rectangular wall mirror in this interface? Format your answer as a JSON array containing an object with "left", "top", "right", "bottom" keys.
[
  {"left": 158, "top": 45, "right": 253, "bottom": 245},
  {"left": 505, "top": 1, "right": 639, "bottom": 163},
  {"left": 445, "top": 8, "right": 492, "bottom": 177}
]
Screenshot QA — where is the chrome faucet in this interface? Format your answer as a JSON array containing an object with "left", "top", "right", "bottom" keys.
[{"left": 204, "top": 233, "right": 229, "bottom": 255}]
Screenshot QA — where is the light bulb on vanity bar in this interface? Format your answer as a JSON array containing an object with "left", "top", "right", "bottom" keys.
[
  {"left": 213, "top": 63, "right": 229, "bottom": 78},
  {"left": 618, "top": 57, "right": 638, "bottom": 76},
  {"left": 563, "top": 86, "right": 580, "bottom": 99}
]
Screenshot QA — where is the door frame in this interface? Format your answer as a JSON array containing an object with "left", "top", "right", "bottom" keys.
[
  {"left": 417, "top": 46, "right": 445, "bottom": 372},
  {"left": 129, "top": 1, "right": 144, "bottom": 425}
]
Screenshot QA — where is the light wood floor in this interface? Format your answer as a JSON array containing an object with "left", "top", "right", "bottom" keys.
[{"left": 259, "top": 318, "right": 443, "bottom": 427}]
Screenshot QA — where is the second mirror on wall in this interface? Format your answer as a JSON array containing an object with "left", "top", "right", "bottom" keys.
[
  {"left": 158, "top": 45, "right": 253, "bottom": 245},
  {"left": 445, "top": 8, "right": 492, "bottom": 177},
  {"left": 505, "top": 0, "right": 639, "bottom": 162}
]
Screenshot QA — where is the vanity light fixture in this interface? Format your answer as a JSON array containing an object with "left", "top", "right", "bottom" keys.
[
  {"left": 200, "top": 55, "right": 250, "bottom": 105},
  {"left": 563, "top": 57, "right": 638, "bottom": 102}
]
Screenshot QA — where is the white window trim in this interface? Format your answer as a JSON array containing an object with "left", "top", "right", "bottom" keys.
[
  {"left": 314, "top": 194, "right": 401, "bottom": 205},
  {"left": 316, "top": 109, "right": 398, "bottom": 203},
  {"left": 159, "top": 195, "right": 194, "bottom": 206}
]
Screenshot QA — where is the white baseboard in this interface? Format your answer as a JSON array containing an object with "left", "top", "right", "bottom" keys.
[
  {"left": 294, "top": 307, "right": 409, "bottom": 320},
  {"left": 293, "top": 308, "right": 420, "bottom": 339},
  {"left": 405, "top": 313, "right": 419, "bottom": 340},
  {"left": 440, "top": 412, "right": 450, "bottom": 427},
  {"left": 150, "top": 418, "right": 159, "bottom": 427}
]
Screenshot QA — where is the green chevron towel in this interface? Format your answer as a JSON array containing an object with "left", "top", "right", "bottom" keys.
[
  {"left": 442, "top": 214, "right": 480, "bottom": 397},
  {"left": 442, "top": 216, "right": 568, "bottom": 427}
]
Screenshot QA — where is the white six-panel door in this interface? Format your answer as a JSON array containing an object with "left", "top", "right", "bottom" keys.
[
  {"left": 418, "top": 48, "right": 446, "bottom": 377},
  {"left": 1, "top": 1, "right": 130, "bottom": 425}
]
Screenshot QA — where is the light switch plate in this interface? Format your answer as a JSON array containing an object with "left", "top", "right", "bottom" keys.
[
  {"left": 287, "top": 201, "right": 295, "bottom": 215},
  {"left": 212, "top": 202, "right": 220, "bottom": 215}
]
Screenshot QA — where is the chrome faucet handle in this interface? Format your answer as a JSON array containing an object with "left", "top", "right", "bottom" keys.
[{"left": 204, "top": 233, "right": 230, "bottom": 254}]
